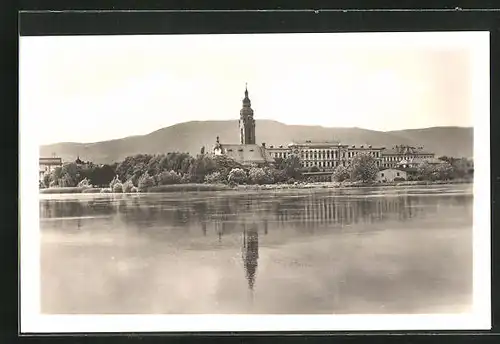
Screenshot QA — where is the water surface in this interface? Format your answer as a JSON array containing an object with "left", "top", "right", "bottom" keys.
[{"left": 40, "top": 184, "right": 473, "bottom": 314}]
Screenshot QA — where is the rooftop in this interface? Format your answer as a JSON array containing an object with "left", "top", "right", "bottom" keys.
[{"left": 219, "top": 143, "right": 274, "bottom": 164}]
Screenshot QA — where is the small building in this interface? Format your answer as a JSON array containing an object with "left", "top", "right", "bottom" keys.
[
  {"left": 39, "top": 156, "right": 63, "bottom": 182},
  {"left": 376, "top": 168, "right": 407, "bottom": 183}
]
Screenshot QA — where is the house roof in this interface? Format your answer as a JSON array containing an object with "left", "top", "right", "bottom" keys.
[
  {"left": 220, "top": 144, "right": 274, "bottom": 164},
  {"left": 39, "top": 157, "right": 62, "bottom": 166},
  {"left": 381, "top": 145, "right": 434, "bottom": 156}
]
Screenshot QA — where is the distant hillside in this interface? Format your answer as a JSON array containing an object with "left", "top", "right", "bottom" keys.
[{"left": 40, "top": 120, "right": 473, "bottom": 164}]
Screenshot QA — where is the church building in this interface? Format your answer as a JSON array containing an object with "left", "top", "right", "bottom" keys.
[{"left": 213, "top": 85, "right": 274, "bottom": 166}]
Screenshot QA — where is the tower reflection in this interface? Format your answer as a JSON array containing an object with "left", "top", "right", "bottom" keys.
[{"left": 241, "top": 222, "right": 259, "bottom": 294}]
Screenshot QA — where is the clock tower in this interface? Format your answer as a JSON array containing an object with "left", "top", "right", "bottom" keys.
[{"left": 239, "top": 84, "right": 256, "bottom": 144}]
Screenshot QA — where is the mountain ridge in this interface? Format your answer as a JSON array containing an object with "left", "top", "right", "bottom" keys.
[{"left": 40, "top": 120, "right": 473, "bottom": 164}]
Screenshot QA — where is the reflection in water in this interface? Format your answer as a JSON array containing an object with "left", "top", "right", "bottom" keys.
[
  {"left": 242, "top": 223, "right": 259, "bottom": 294},
  {"left": 40, "top": 185, "right": 473, "bottom": 315}
]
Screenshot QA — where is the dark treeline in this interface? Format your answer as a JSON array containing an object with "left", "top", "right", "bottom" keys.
[{"left": 40, "top": 152, "right": 303, "bottom": 192}]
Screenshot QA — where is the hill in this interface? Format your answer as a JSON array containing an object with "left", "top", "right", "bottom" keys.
[{"left": 39, "top": 120, "right": 473, "bottom": 164}]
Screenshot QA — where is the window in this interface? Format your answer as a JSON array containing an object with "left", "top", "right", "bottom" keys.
[
  {"left": 396, "top": 172, "right": 400, "bottom": 176},
  {"left": 249, "top": 149, "right": 254, "bottom": 152},
  {"left": 228, "top": 149, "right": 233, "bottom": 152},
  {"left": 381, "top": 173, "right": 384, "bottom": 177}
]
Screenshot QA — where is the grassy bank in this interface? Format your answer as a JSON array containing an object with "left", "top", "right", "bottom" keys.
[
  {"left": 40, "top": 179, "right": 472, "bottom": 195},
  {"left": 40, "top": 183, "right": 231, "bottom": 194},
  {"left": 145, "top": 184, "right": 231, "bottom": 193},
  {"left": 39, "top": 187, "right": 89, "bottom": 194}
]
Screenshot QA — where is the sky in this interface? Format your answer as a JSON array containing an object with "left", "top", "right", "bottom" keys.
[{"left": 19, "top": 32, "right": 488, "bottom": 145}]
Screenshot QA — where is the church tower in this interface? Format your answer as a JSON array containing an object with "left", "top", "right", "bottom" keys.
[{"left": 239, "top": 83, "right": 256, "bottom": 144}]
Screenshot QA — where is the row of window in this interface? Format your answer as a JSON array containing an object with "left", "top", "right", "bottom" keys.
[
  {"left": 302, "top": 160, "right": 381, "bottom": 168},
  {"left": 383, "top": 155, "right": 433, "bottom": 162},
  {"left": 271, "top": 150, "right": 432, "bottom": 163}
]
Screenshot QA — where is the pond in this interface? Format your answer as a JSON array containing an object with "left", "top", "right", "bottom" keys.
[{"left": 40, "top": 184, "right": 473, "bottom": 314}]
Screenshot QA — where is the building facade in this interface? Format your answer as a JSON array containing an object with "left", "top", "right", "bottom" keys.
[
  {"left": 268, "top": 141, "right": 384, "bottom": 172},
  {"left": 39, "top": 157, "right": 63, "bottom": 182},
  {"left": 376, "top": 168, "right": 408, "bottom": 182},
  {"left": 381, "top": 145, "right": 435, "bottom": 169}
]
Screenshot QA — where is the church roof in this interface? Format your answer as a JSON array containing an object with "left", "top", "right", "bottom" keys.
[{"left": 220, "top": 144, "right": 274, "bottom": 165}]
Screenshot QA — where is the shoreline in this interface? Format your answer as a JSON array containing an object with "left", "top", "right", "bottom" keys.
[{"left": 39, "top": 179, "right": 472, "bottom": 195}]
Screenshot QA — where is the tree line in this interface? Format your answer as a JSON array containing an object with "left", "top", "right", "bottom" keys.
[{"left": 40, "top": 151, "right": 472, "bottom": 191}]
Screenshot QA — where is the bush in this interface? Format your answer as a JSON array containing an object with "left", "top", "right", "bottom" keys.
[
  {"left": 393, "top": 177, "right": 406, "bottom": 182},
  {"left": 228, "top": 168, "right": 248, "bottom": 184},
  {"left": 249, "top": 167, "right": 273, "bottom": 185},
  {"left": 122, "top": 180, "right": 134, "bottom": 193},
  {"left": 109, "top": 176, "right": 122, "bottom": 190},
  {"left": 180, "top": 173, "right": 193, "bottom": 184},
  {"left": 158, "top": 170, "right": 182, "bottom": 185},
  {"left": 138, "top": 172, "right": 155, "bottom": 191},
  {"left": 349, "top": 153, "right": 378, "bottom": 183},
  {"left": 77, "top": 178, "right": 93, "bottom": 188},
  {"left": 131, "top": 186, "right": 139, "bottom": 193},
  {"left": 332, "top": 165, "right": 350, "bottom": 182},
  {"left": 204, "top": 171, "right": 226, "bottom": 184},
  {"left": 270, "top": 168, "right": 287, "bottom": 183},
  {"left": 112, "top": 183, "right": 123, "bottom": 193},
  {"left": 100, "top": 188, "right": 112, "bottom": 193}
]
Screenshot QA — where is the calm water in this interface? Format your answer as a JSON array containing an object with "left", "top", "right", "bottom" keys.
[{"left": 40, "top": 184, "right": 473, "bottom": 314}]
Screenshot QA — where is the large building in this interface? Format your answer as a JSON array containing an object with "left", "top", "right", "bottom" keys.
[
  {"left": 213, "top": 85, "right": 274, "bottom": 166},
  {"left": 214, "top": 86, "right": 436, "bottom": 172},
  {"left": 268, "top": 141, "right": 384, "bottom": 172}
]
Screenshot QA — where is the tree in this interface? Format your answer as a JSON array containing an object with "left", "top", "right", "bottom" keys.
[
  {"left": 204, "top": 171, "right": 226, "bottom": 184},
  {"left": 228, "top": 168, "right": 248, "bottom": 184},
  {"left": 279, "top": 155, "right": 302, "bottom": 179},
  {"left": 332, "top": 165, "right": 350, "bottom": 182},
  {"left": 188, "top": 155, "right": 217, "bottom": 183},
  {"left": 349, "top": 153, "right": 378, "bottom": 183},
  {"left": 112, "top": 182, "right": 123, "bottom": 193},
  {"left": 109, "top": 175, "right": 122, "bottom": 190},
  {"left": 308, "top": 166, "right": 320, "bottom": 173},
  {"left": 77, "top": 178, "right": 92, "bottom": 188},
  {"left": 90, "top": 164, "right": 116, "bottom": 187},
  {"left": 268, "top": 168, "right": 287, "bottom": 183},
  {"left": 249, "top": 167, "right": 273, "bottom": 185},
  {"left": 138, "top": 171, "right": 155, "bottom": 191},
  {"left": 122, "top": 180, "right": 134, "bottom": 193},
  {"left": 42, "top": 174, "right": 51, "bottom": 188},
  {"left": 434, "top": 162, "right": 454, "bottom": 180},
  {"left": 158, "top": 170, "right": 182, "bottom": 185},
  {"left": 417, "top": 161, "right": 433, "bottom": 180}
]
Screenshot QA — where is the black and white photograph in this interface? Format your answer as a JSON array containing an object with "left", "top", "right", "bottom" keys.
[{"left": 20, "top": 31, "right": 490, "bottom": 332}]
